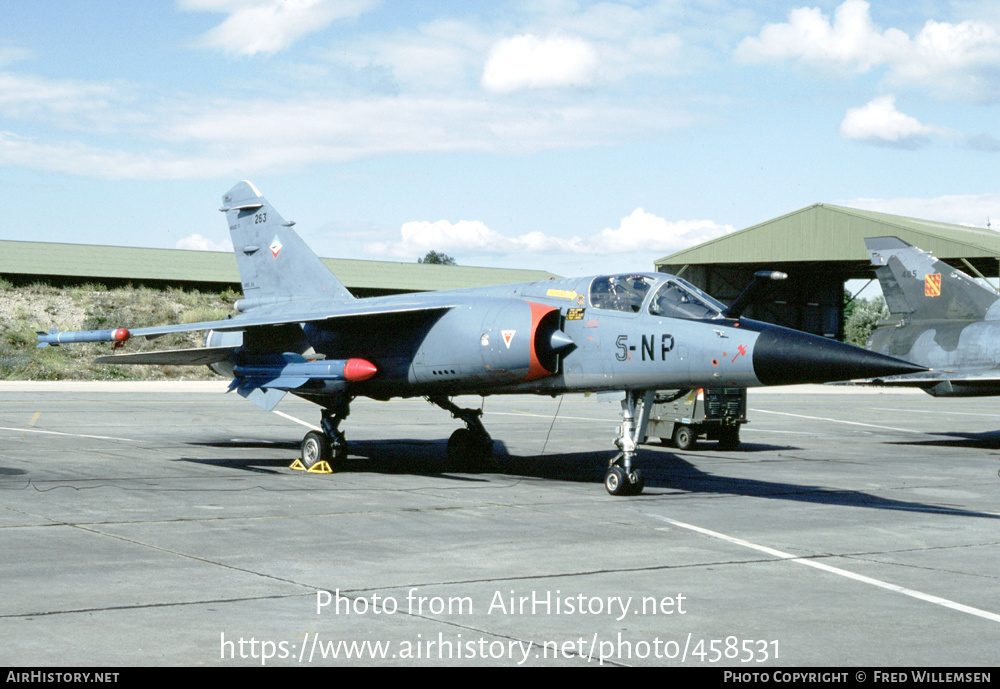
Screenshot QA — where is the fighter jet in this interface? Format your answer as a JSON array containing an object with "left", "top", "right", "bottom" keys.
[
  {"left": 864, "top": 236, "right": 1000, "bottom": 397},
  {"left": 37, "top": 182, "right": 924, "bottom": 495}
]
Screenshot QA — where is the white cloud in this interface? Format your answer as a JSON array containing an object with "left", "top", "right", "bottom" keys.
[
  {"left": 838, "top": 95, "right": 945, "bottom": 146},
  {"left": 390, "top": 219, "right": 513, "bottom": 257},
  {"left": 0, "top": 73, "right": 139, "bottom": 133},
  {"left": 482, "top": 34, "right": 600, "bottom": 93},
  {"left": 888, "top": 18, "right": 1000, "bottom": 101},
  {"left": 842, "top": 192, "right": 1000, "bottom": 231},
  {"left": 736, "top": 0, "right": 907, "bottom": 73},
  {"left": 589, "top": 209, "right": 735, "bottom": 254},
  {"left": 0, "top": 44, "right": 32, "bottom": 68},
  {"left": 0, "top": 73, "right": 690, "bottom": 180},
  {"left": 737, "top": 0, "right": 1000, "bottom": 101},
  {"left": 0, "top": 131, "right": 226, "bottom": 180},
  {"left": 364, "top": 209, "right": 733, "bottom": 262},
  {"left": 175, "top": 234, "right": 233, "bottom": 252},
  {"left": 0, "top": 8, "right": 696, "bottom": 181},
  {"left": 181, "top": 0, "right": 379, "bottom": 56},
  {"left": 966, "top": 132, "right": 1000, "bottom": 152}
]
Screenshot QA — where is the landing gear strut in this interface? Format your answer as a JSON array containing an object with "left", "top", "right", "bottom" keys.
[
  {"left": 606, "top": 390, "right": 653, "bottom": 496},
  {"left": 298, "top": 395, "right": 351, "bottom": 472},
  {"left": 428, "top": 396, "right": 495, "bottom": 470}
]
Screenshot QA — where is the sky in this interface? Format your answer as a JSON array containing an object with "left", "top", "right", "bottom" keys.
[{"left": 2, "top": 0, "right": 1000, "bottom": 280}]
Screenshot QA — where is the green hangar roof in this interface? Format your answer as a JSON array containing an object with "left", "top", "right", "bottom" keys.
[
  {"left": 0, "top": 240, "right": 559, "bottom": 296},
  {"left": 654, "top": 203, "right": 1000, "bottom": 340},
  {"left": 657, "top": 204, "right": 1000, "bottom": 278}
]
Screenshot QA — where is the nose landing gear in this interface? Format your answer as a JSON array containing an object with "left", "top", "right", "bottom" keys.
[{"left": 606, "top": 390, "right": 653, "bottom": 496}]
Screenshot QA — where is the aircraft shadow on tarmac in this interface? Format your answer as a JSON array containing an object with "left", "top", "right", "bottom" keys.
[
  {"left": 180, "top": 437, "right": 998, "bottom": 519},
  {"left": 519, "top": 446, "right": 999, "bottom": 519},
  {"left": 645, "top": 440, "right": 798, "bottom": 453},
  {"left": 891, "top": 430, "right": 1000, "bottom": 450},
  {"left": 181, "top": 438, "right": 504, "bottom": 482}
]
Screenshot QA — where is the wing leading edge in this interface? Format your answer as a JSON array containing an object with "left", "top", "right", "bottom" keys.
[{"left": 39, "top": 303, "right": 454, "bottom": 348}]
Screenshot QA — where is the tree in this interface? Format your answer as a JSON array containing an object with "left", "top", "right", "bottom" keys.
[
  {"left": 418, "top": 250, "right": 456, "bottom": 265},
  {"left": 844, "top": 296, "right": 888, "bottom": 347}
]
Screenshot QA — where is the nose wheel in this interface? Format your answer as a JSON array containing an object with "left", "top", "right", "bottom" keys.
[{"left": 604, "top": 465, "right": 644, "bottom": 496}]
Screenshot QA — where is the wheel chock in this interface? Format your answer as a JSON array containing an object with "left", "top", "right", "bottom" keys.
[{"left": 289, "top": 460, "right": 333, "bottom": 474}]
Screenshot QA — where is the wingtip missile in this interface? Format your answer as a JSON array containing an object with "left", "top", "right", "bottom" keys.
[{"left": 36, "top": 328, "right": 130, "bottom": 348}]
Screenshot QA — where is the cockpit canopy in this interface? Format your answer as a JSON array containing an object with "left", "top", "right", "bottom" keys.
[
  {"left": 589, "top": 274, "right": 725, "bottom": 320},
  {"left": 589, "top": 274, "right": 653, "bottom": 313}
]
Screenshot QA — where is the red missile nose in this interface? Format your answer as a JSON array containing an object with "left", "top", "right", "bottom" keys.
[
  {"left": 113, "top": 329, "right": 131, "bottom": 342},
  {"left": 343, "top": 358, "right": 378, "bottom": 382}
]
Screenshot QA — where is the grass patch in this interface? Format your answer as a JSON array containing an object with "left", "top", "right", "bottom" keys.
[{"left": 2, "top": 283, "right": 238, "bottom": 381}]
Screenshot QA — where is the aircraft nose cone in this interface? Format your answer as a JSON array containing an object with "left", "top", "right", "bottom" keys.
[{"left": 749, "top": 322, "right": 927, "bottom": 386}]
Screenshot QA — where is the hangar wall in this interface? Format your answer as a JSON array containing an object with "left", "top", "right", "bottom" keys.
[
  {"left": 0, "top": 240, "right": 558, "bottom": 297},
  {"left": 674, "top": 263, "right": 843, "bottom": 338}
]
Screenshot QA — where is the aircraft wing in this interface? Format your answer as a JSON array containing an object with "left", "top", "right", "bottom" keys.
[
  {"left": 39, "top": 302, "right": 454, "bottom": 347},
  {"left": 132, "top": 302, "right": 454, "bottom": 338},
  {"left": 857, "top": 370, "right": 1000, "bottom": 397},
  {"left": 93, "top": 346, "right": 239, "bottom": 366}
]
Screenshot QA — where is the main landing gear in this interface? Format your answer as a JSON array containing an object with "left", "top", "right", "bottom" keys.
[
  {"left": 294, "top": 391, "right": 649, "bottom": 497},
  {"left": 606, "top": 390, "right": 653, "bottom": 496},
  {"left": 295, "top": 394, "right": 496, "bottom": 473},
  {"left": 428, "top": 396, "right": 495, "bottom": 470},
  {"left": 297, "top": 396, "right": 350, "bottom": 472}
]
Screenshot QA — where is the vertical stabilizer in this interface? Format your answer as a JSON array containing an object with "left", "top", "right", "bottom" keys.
[
  {"left": 865, "top": 236, "right": 998, "bottom": 321},
  {"left": 222, "top": 181, "right": 354, "bottom": 305}
]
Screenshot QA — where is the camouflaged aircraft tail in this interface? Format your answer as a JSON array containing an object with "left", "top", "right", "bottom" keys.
[{"left": 865, "top": 236, "right": 999, "bottom": 322}]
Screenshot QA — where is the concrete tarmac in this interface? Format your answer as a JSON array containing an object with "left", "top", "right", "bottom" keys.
[{"left": 1, "top": 382, "right": 998, "bottom": 667}]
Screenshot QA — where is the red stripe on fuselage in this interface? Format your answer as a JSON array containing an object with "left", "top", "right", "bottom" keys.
[{"left": 525, "top": 301, "right": 557, "bottom": 381}]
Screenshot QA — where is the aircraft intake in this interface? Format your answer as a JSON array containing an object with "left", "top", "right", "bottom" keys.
[
  {"left": 746, "top": 321, "right": 927, "bottom": 386},
  {"left": 411, "top": 299, "right": 574, "bottom": 386}
]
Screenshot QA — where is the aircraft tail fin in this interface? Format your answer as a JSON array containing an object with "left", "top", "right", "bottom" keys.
[
  {"left": 865, "top": 236, "right": 999, "bottom": 321},
  {"left": 221, "top": 181, "right": 355, "bottom": 307}
]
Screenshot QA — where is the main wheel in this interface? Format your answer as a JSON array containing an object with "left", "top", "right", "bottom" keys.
[
  {"left": 605, "top": 466, "right": 630, "bottom": 496},
  {"left": 447, "top": 428, "right": 473, "bottom": 462},
  {"left": 447, "top": 428, "right": 493, "bottom": 470},
  {"left": 717, "top": 427, "right": 741, "bottom": 450},
  {"left": 301, "top": 431, "right": 331, "bottom": 470},
  {"left": 673, "top": 424, "right": 696, "bottom": 451}
]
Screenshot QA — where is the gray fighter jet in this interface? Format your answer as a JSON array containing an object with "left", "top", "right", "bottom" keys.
[
  {"left": 865, "top": 236, "right": 1000, "bottom": 397},
  {"left": 37, "top": 182, "right": 923, "bottom": 495}
]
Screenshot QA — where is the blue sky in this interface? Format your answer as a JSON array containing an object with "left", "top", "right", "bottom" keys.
[{"left": 2, "top": 0, "right": 999, "bottom": 278}]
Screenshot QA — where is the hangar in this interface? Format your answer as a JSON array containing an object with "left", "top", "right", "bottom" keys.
[
  {"left": 0, "top": 240, "right": 557, "bottom": 297},
  {"left": 7, "top": 205, "right": 1000, "bottom": 340},
  {"left": 655, "top": 204, "right": 1000, "bottom": 339}
]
